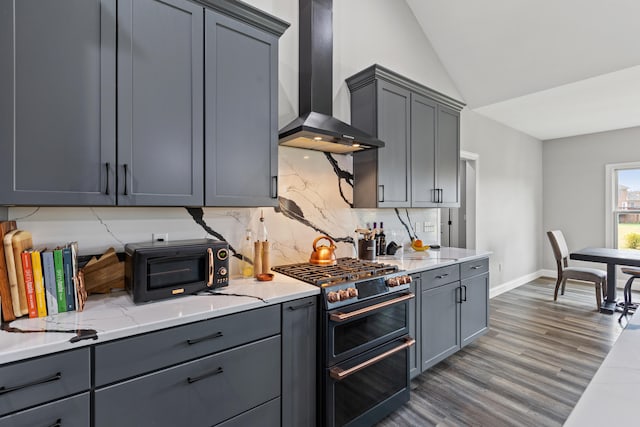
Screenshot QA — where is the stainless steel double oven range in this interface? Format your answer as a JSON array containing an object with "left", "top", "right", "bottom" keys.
[{"left": 273, "top": 258, "right": 415, "bottom": 427}]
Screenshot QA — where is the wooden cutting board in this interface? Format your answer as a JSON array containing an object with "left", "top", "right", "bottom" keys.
[
  {"left": 0, "top": 221, "right": 17, "bottom": 321},
  {"left": 11, "top": 230, "right": 33, "bottom": 316}
]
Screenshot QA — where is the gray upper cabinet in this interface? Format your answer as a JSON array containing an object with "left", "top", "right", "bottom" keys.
[
  {"left": 204, "top": 10, "right": 279, "bottom": 207},
  {"left": 117, "top": 0, "right": 204, "bottom": 206},
  {"left": 0, "top": 0, "right": 287, "bottom": 207},
  {"left": 350, "top": 80, "right": 411, "bottom": 208},
  {"left": 347, "top": 64, "right": 465, "bottom": 208},
  {"left": 0, "top": 0, "right": 116, "bottom": 205}
]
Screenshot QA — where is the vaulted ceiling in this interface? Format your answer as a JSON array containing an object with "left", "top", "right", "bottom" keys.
[{"left": 405, "top": 0, "right": 640, "bottom": 140}]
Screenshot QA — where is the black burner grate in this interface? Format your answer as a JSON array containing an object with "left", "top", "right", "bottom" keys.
[{"left": 272, "top": 257, "right": 399, "bottom": 287}]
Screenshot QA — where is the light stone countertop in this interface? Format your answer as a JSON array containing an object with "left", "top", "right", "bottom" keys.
[
  {"left": 564, "top": 310, "right": 640, "bottom": 425},
  {"left": 0, "top": 247, "right": 491, "bottom": 365}
]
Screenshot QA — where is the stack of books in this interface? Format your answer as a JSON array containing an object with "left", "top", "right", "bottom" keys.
[{"left": 0, "top": 220, "right": 80, "bottom": 322}]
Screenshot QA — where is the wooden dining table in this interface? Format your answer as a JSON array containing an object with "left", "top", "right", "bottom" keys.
[{"left": 570, "top": 247, "right": 640, "bottom": 314}]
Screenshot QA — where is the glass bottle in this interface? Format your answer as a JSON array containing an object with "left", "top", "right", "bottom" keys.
[
  {"left": 241, "top": 229, "right": 254, "bottom": 278},
  {"left": 378, "top": 221, "right": 386, "bottom": 255}
]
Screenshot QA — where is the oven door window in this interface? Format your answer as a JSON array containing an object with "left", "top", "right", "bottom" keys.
[
  {"left": 328, "top": 337, "right": 410, "bottom": 427},
  {"left": 330, "top": 294, "right": 409, "bottom": 360},
  {"left": 147, "top": 255, "right": 206, "bottom": 289}
]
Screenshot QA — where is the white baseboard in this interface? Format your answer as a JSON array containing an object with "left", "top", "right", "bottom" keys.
[
  {"left": 490, "top": 270, "right": 547, "bottom": 299},
  {"left": 492, "top": 269, "right": 632, "bottom": 298}
]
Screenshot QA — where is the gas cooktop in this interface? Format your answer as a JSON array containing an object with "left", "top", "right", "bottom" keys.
[{"left": 272, "top": 257, "right": 399, "bottom": 287}]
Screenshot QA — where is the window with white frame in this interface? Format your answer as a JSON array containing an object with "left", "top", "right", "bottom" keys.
[{"left": 613, "top": 167, "right": 640, "bottom": 249}]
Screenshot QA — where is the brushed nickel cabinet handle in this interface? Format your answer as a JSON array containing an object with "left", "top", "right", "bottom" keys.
[
  {"left": 330, "top": 293, "right": 414, "bottom": 322},
  {"left": 271, "top": 176, "right": 278, "bottom": 198},
  {"left": 46, "top": 419, "right": 62, "bottom": 427},
  {"left": 329, "top": 338, "right": 415, "bottom": 380}
]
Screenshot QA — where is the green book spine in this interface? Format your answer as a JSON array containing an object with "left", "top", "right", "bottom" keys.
[
  {"left": 53, "top": 249, "right": 67, "bottom": 313},
  {"left": 62, "top": 246, "right": 75, "bottom": 311}
]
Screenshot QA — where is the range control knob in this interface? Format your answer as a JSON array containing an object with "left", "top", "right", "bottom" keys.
[
  {"left": 402, "top": 275, "right": 413, "bottom": 284},
  {"left": 387, "top": 277, "right": 399, "bottom": 287},
  {"left": 347, "top": 287, "right": 358, "bottom": 298},
  {"left": 327, "top": 291, "right": 340, "bottom": 303},
  {"left": 338, "top": 289, "right": 350, "bottom": 301},
  {"left": 218, "top": 267, "right": 228, "bottom": 276}
]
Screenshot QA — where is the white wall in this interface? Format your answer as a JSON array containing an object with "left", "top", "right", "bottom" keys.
[
  {"left": 543, "top": 126, "right": 640, "bottom": 271},
  {"left": 461, "top": 109, "right": 544, "bottom": 287}
]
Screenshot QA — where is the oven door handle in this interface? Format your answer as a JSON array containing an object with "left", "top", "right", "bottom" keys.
[
  {"left": 329, "top": 292, "right": 414, "bottom": 322},
  {"left": 329, "top": 337, "right": 416, "bottom": 381}
]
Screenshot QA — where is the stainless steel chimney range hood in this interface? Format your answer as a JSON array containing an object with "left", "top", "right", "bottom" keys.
[{"left": 278, "top": 0, "right": 384, "bottom": 154}]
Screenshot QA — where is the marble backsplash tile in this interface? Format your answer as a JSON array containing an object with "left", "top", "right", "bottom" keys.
[{"left": 9, "top": 147, "right": 440, "bottom": 276}]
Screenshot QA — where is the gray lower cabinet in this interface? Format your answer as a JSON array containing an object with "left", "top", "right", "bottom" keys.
[
  {"left": 0, "top": 348, "right": 90, "bottom": 417},
  {"left": 419, "top": 258, "right": 490, "bottom": 372},
  {"left": 408, "top": 273, "right": 422, "bottom": 379},
  {"left": 0, "top": 0, "right": 116, "bottom": 205},
  {"left": 347, "top": 64, "right": 465, "bottom": 208},
  {"left": 282, "top": 296, "right": 317, "bottom": 427},
  {"left": 421, "top": 280, "right": 461, "bottom": 370},
  {"left": 0, "top": 393, "right": 90, "bottom": 427},
  {"left": 95, "top": 336, "right": 281, "bottom": 427},
  {"left": 205, "top": 9, "right": 279, "bottom": 207}
]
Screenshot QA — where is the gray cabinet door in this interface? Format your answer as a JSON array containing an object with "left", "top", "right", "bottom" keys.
[
  {"left": 0, "top": 0, "right": 116, "bottom": 205},
  {"left": 282, "top": 297, "right": 317, "bottom": 427},
  {"left": 410, "top": 93, "right": 437, "bottom": 207},
  {"left": 408, "top": 274, "right": 421, "bottom": 379},
  {"left": 205, "top": 10, "right": 278, "bottom": 207},
  {"left": 117, "top": 0, "right": 204, "bottom": 206},
  {"left": 436, "top": 105, "right": 460, "bottom": 207},
  {"left": 375, "top": 81, "right": 411, "bottom": 207},
  {"left": 461, "top": 272, "right": 489, "bottom": 347},
  {"left": 421, "top": 280, "right": 460, "bottom": 371}
]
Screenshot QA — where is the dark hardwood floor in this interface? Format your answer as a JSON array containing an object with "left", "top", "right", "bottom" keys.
[{"left": 377, "top": 278, "right": 626, "bottom": 427}]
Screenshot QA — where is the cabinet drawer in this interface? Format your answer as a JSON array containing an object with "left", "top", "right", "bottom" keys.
[
  {"left": 216, "top": 397, "right": 280, "bottom": 427},
  {"left": 421, "top": 264, "right": 460, "bottom": 290},
  {"left": 0, "top": 392, "right": 89, "bottom": 427},
  {"left": 0, "top": 348, "right": 90, "bottom": 416},
  {"left": 95, "top": 304, "right": 280, "bottom": 386},
  {"left": 95, "top": 335, "right": 281, "bottom": 427},
  {"left": 460, "top": 258, "right": 489, "bottom": 280}
]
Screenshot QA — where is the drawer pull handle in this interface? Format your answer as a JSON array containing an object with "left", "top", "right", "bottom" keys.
[
  {"left": 330, "top": 338, "right": 415, "bottom": 380},
  {"left": 471, "top": 265, "right": 483, "bottom": 270},
  {"left": 0, "top": 372, "right": 61, "bottom": 396},
  {"left": 187, "top": 331, "right": 223, "bottom": 345},
  {"left": 187, "top": 366, "right": 223, "bottom": 384},
  {"left": 288, "top": 301, "right": 314, "bottom": 311},
  {"left": 47, "top": 419, "right": 62, "bottom": 427},
  {"left": 435, "top": 273, "right": 449, "bottom": 279}
]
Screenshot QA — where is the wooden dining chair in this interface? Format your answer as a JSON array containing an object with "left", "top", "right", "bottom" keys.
[{"left": 547, "top": 230, "right": 607, "bottom": 310}]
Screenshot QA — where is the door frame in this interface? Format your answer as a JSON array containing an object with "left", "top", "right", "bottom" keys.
[{"left": 460, "top": 151, "right": 479, "bottom": 249}]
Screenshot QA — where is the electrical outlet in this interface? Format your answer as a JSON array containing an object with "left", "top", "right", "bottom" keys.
[{"left": 153, "top": 233, "right": 168, "bottom": 242}]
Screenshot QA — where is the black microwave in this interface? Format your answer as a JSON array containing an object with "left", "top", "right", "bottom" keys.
[{"left": 125, "top": 239, "right": 229, "bottom": 303}]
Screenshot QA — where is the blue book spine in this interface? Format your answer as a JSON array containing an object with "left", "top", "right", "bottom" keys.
[
  {"left": 42, "top": 251, "right": 58, "bottom": 315},
  {"left": 62, "top": 247, "right": 75, "bottom": 311}
]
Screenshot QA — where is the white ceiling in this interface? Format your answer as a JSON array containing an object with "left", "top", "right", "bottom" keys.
[{"left": 405, "top": 0, "right": 640, "bottom": 141}]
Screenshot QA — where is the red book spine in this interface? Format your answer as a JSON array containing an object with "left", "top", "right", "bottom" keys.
[{"left": 21, "top": 251, "right": 37, "bottom": 318}]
